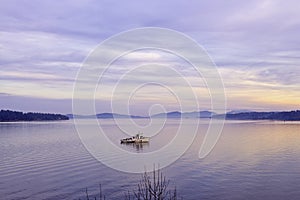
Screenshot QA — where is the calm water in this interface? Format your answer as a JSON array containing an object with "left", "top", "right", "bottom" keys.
[{"left": 1, "top": 119, "right": 300, "bottom": 199}]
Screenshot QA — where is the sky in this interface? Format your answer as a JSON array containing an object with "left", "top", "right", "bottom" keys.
[{"left": 0, "top": 0, "right": 300, "bottom": 115}]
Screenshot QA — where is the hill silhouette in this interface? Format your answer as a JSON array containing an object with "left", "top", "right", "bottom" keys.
[
  {"left": 0, "top": 110, "right": 69, "bottom": 122},
  {"left": 215, "top": 110, "right": 300, "bottom": 121}
]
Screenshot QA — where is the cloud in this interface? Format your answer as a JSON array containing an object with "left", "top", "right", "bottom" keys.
[{"left": 0, "top": 0, "right": 300, "bottom": 113}]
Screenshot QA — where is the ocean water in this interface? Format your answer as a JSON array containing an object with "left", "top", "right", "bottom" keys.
[{"left": 0, "top": 119, "right": 300, "bottom": 199}]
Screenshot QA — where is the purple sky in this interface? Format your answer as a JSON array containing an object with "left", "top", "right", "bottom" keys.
[{"left": 1, "top": 0, "right": 300, "bottom": 114}]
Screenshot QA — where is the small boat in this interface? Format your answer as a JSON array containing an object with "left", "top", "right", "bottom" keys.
[{"left": 120, "top": 133, "right": 150, "bottom": 144}]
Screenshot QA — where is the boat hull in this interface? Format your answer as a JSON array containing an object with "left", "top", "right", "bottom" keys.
[
  {"left": 120, "top": 133, "right": 150, "bottom": 144},
  {"left": 120, "top": 137, "right": 149, "bottom": 144}
]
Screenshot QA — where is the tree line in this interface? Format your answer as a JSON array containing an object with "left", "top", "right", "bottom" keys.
[
  {"left": 0, "top": 110, "right": 69, "bottom": 122},
  {"left": 224, "top": 110, "right": 300, "bottom": 121}
]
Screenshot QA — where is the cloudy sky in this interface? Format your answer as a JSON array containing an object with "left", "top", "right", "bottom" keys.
[{"left": 1, "top": 0, "right": 299, "bottom": 115}]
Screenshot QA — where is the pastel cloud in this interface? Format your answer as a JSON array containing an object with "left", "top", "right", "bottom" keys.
[{"left": 0, "top": 0, "right": 299, "bottom": 114}]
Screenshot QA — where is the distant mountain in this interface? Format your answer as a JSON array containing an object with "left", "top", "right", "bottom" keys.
[
  {"left": 151, "top": 111, "right": 215, "bottom": 118},
  {"left": 66, "top": 114, "right": 94, "bottom": 119},
  {"left": 67, "top": 113, "right": 146, "bottom": 119},
  {"left": 0, "top": 110, "right": 69, "bottom": 122},
  {"left": 68, "top": 111, "right": 215, "bottom": 119},
  {"left": 96, "top": 113, "right": 146, "bottom": 119},
  {"left": 67, "top": 110, "right": 300, "bottom": 121},
  {"left": 226, "top": 109, "right": 254, "bottom": 114},
  {"left": 182, "top": 111, "right": 215, "bottom": 118},
  {"left": 214, "top": 110, "right": 300, "bottom": 121},
  {"left": 151, "top": 111, "right": 181, "bottom": 118}
]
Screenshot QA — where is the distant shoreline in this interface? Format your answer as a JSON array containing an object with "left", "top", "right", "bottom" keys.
[
  {"left": 214, "top": 110, "right": 300, "bottom": 121},
  {"left": 2, "top": 109, "right": 299, "bottom": 122},
  {"left": 0, "top": 110, "right": 69, "bottom": 122},
  {"left": 67, "top": 110, "right": 300, "bottom": 121}
]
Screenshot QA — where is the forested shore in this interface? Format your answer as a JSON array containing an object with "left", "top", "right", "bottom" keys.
[{"left": 0, "top": 110, "right": 69, "bottom": 122}]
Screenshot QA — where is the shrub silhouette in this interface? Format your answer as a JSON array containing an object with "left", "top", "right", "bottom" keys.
[{"left": 82, "top": 169, "right": 181, "bottom": 200}]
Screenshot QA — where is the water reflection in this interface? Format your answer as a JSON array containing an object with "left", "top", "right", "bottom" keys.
[
  {"left": 121, "top": 142, "right": 150, "bottom": 152},
  {"left": 1, "top": 120, "right": 300, "bottom": 200}
]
